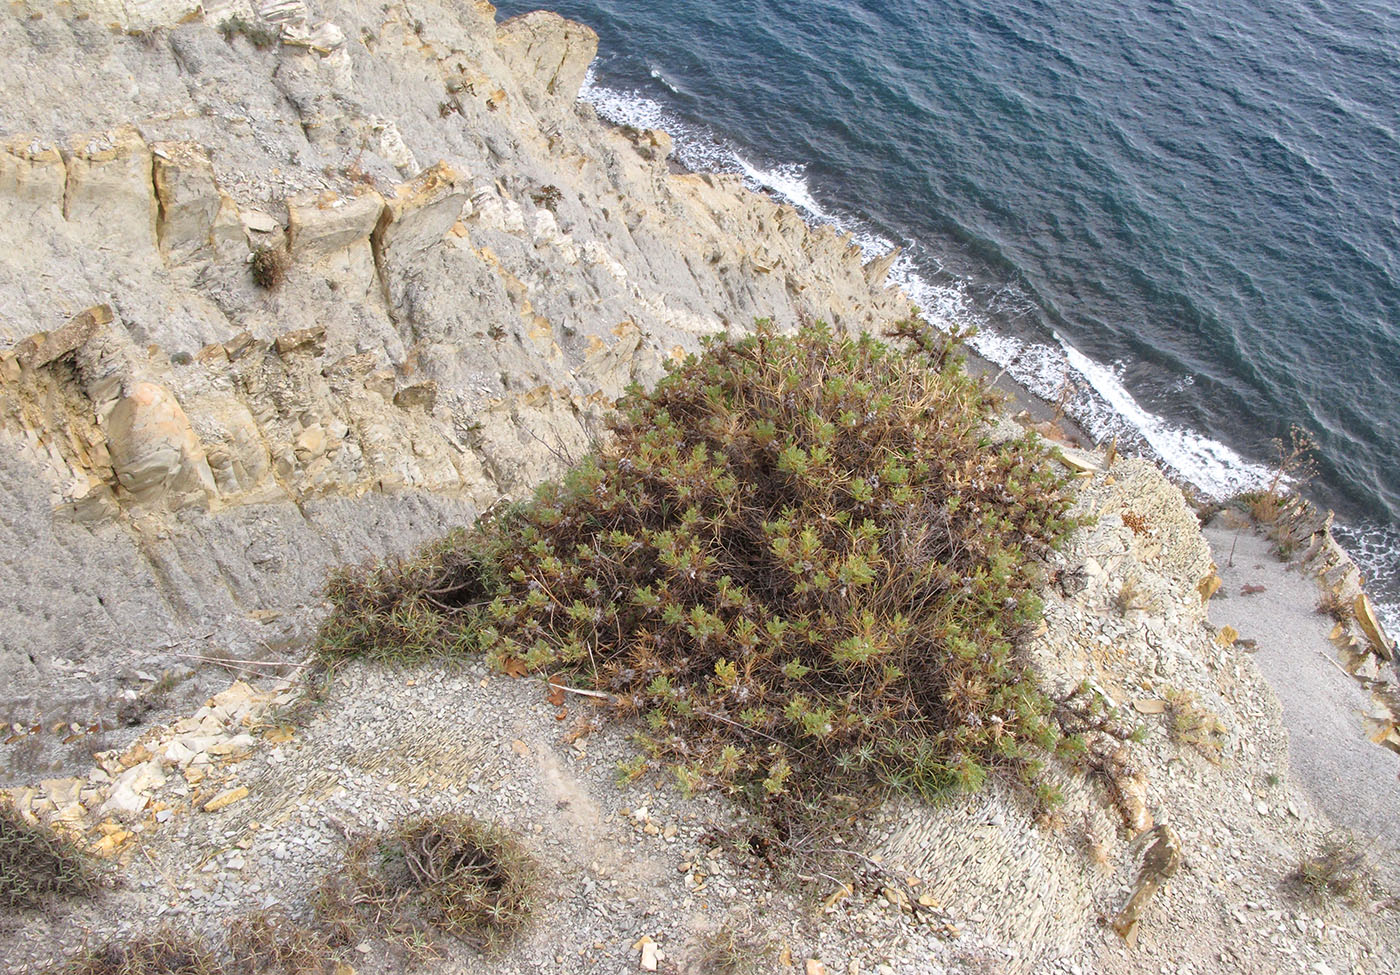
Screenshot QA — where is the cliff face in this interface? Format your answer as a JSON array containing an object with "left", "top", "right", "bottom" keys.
[{"left": 0, "top": 0, "right": 911, "bottom": 768}]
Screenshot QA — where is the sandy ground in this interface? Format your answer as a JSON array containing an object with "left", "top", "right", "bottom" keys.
[{"left": 1204, "top": 510, "right": 1400, "bottom": 885}]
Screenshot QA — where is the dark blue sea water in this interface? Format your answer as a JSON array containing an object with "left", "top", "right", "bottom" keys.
[{"left": 495, "top": 0, "right": 1400, "bottom": 628}]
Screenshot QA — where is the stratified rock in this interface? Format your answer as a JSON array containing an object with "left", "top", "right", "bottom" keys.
[
  {"left": 288, "top": 189, "right": 384, "bottom": 262},
  {"left": 496, "top": 11, "right": 598, "bottom": 116},
  {"left": 152, "top": 142, "right": 223, "bottom": 263},
  {"left": 62, "top": 127, "right": 158, "bottom": 256}
]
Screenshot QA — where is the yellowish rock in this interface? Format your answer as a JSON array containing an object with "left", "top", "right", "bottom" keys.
[
  {"left": 1353, "top": 592, "right": 1395, "bottom": 660},
  {"left": 203, "top": 785, "right": 249, "bottom": 813}
]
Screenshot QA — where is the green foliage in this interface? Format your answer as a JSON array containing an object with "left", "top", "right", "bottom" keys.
[
  {"left": 1, "top": 796, "right": 101, "bottom": 911},
  {"left": 321, "top": 321, "right": 1077, "bottom": 814}
]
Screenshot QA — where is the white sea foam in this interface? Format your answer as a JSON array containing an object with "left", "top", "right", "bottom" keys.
[
  {"left": 649, "top": 66, "right": 683, "bottom": 94},
  {"left": 732, "top": 155, "right": 833, "bottom": 221},
  {"left": 1058, "top": 340, "right": 1273, "bottom": 496},
  {"left": 1333, "top": 522, "right": 1400, "bottom": 636}
]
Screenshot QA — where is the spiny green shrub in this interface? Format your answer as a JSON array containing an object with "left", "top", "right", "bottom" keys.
[
  {"left": 1, "top": 796, "right": 102, "bottom": 910},
  {"left": 321, "top": 321, "right": 1078, "bottom": 811}
]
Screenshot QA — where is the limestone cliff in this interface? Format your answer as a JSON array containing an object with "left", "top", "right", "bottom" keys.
[{"left": 0, "top": 0, "right": 910, "bottom": 772}]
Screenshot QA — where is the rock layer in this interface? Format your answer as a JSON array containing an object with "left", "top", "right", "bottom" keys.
[{"left": 0, "top": 0, "right": 910, "bottom": 771}]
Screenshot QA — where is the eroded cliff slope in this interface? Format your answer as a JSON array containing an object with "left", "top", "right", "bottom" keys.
[{"left": 0, "top": 0, "right": 910, "bottom": 770}]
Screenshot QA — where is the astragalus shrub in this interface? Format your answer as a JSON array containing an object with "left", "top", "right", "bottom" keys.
[{"left": 321, "top": 321, "right": 1078, "bottom": 812}]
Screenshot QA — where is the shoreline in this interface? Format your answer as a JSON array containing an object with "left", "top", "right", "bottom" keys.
[{"left": 581, "top": 59, "right": 1400, "bottom": 640}]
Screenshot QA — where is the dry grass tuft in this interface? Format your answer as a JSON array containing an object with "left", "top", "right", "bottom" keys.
[
  {"left": 689, "top": 923, "right": 775, "bottom": 975},
  {"left": 1291, "top": 835, "right": 1372, "bottom": 904},
  {"left": 250, "top": 246, "right": 288, "bottom": 290},
  {"left": 56, "top": 928, "right": 220, "bottom": 975},
  {"left": 1237, "top": 425, "right": 1317, "bottom": 526},
  {"left": 225, "top": 909, "right": 339, "bottom": 974},
  {"left": 1113, "top": 574, "right": 1151, "bottom": 615},
  {"left": 1, "top": 796, "right": 102, "bottom": 910},
  {"left": 1316, "top": 588, "right": 1352, "bottom": 624},
  {"left": 315, "top": 813, "right": 537, "bottom": 956},
  {"left": 1163, "top": 687, "right": 1225, "bottom": 761}
]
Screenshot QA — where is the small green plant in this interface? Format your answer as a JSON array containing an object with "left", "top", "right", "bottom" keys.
[
  {"left": 217, "top": 16, "right": 280, "bottom": 50},
  {"left": 250, "top": 246, "right": 289, "bottom": 290},
  {"left": 320, "top": 321, "right": 1080, "bottom": 818},
  {"left": 1, "top": 797, "right": 102, "bottom": 910},
  {"left": 615, "top": 753, "right": 648, "bottom": 785},
  {"left": 1163, "top": 687, "right": 1225, "bottom": 761},
  {"left": 315, "top": 814, "right": 537, "bottom": 954},
  {"left": 54, "top": 928, "right": 220, "bottom": 975},
  {"left": 1290, "top": 834, "right": 1372, "bottom": 904}
]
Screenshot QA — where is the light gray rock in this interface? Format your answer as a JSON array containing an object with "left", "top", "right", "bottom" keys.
[{"left": 0, "top": 0, "right": 914, "bottom": 778}]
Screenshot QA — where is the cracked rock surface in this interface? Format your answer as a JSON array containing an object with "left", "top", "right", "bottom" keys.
[{"left": 0, "top": 0, "right": 911, "bottom": 773}]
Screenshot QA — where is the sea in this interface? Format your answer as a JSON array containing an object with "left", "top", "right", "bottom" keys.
[{"left": 494, "top": 0, "right": 1400, "bottom": 632}]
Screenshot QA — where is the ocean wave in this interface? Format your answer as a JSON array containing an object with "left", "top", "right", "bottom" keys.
[
  {"left": 731, "top": 155, "right": 833, "bottom": 222},
  {"left": 649, "top": 66, "right": 683, "bottom": 95}
]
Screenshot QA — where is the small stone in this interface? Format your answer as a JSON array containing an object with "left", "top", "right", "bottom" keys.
[
  {"left": 806, "top": 961, "right": 827, "bottom": 975},
  {"left": 635, "top": 936, "right": 660, "bottom": 972},
  {"left": 204, "top": 786, "right": 249, "bottom": 813},
  {"left": 242, "top": 210, "right": 279, "bottom": 233}
]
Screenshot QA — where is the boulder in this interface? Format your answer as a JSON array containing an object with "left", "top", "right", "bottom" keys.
[
  {"left": 373, "top": 163, "right": 469, "bottom": 263},
  {"left": 495, "top": 11, "right": 598, "bottom": 116},
  {"left": 105, "top": 381, "right": 216, "bottom": 508}
]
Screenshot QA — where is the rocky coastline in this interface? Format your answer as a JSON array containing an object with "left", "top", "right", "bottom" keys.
[{"left": 1, "top": 3, "right": 1396, "bottom": 973}]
